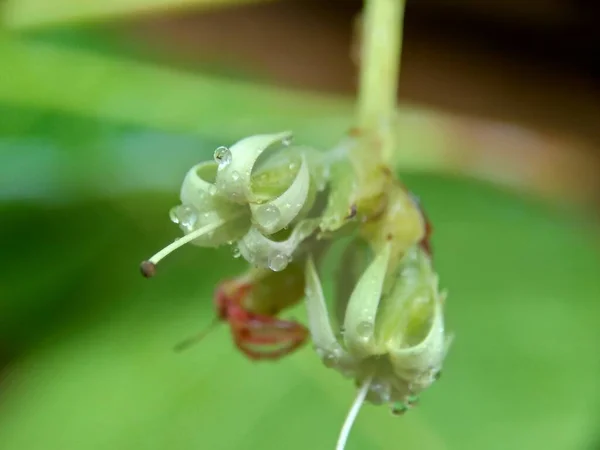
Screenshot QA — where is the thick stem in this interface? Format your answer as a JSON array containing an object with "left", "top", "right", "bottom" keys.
[{"left": 354, "top": 0, "right": 405, "bottom": 166}]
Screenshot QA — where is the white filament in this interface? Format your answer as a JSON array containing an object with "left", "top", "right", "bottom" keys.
[
  {"left": 147, "top": 219, "right": 225, "bottom": 265},
  {"left": 336, "top": 374, "right": 373, "bottom": 450}
]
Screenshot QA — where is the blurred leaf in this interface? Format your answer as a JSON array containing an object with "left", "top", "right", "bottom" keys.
[
  {"left": 0, "top": 35, "right": 352, "bottom": 147},
  {"left": 2, "top": 0, "right": 273, "bottom": 30},
  {"left": 0, "top": 105, "right": 224, "bottom": 202},
  {"left": 0, "top": 174, "right": 599, "bottom": 450}
]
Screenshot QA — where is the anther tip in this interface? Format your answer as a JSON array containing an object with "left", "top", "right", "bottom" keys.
[{"left": 140, "top": 260, "right": 156, "bottom": 278}]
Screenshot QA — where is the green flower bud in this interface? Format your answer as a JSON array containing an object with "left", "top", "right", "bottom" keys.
[{"left": 304, "top": 243, "right": 451, "bottom": 409}]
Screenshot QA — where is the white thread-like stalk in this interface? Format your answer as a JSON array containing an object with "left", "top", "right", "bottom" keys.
[
  {"left": 147, "top": 220, "right": 225, "bottom": 265},
  {"left": 336, "top": 374, "right": 373, "bottom": 450}
]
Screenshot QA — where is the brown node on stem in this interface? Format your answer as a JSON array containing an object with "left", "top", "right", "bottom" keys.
[{"left": 140, "top": 260, "right": 157, "bottom": 278}]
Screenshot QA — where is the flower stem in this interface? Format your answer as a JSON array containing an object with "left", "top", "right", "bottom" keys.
[
  {"left": 335, "top": 374, "right": 373, "bottom": 450},
  {"left": 354, "top": 0, "right": 405, "bottom": 167}
]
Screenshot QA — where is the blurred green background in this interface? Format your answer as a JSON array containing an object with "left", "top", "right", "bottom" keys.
[{"left": 1, "top": 1, "right": 600, "bottom": 450}]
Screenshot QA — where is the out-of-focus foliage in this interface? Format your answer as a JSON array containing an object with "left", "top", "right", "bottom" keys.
[
  {"left": 1, "top": 16, "right": 599, "bottom": 450},
  {"left": 2, "top": 0, "right": 274, "bottom": 30}
]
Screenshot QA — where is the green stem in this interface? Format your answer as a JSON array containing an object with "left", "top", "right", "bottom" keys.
[{"left": 355, "top": 0, "right": 405, "bottom": 166}]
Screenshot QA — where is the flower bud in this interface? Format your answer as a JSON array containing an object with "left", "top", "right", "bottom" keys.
[{"left": 304, "top": 243, "right": 451, "bottom": 410}]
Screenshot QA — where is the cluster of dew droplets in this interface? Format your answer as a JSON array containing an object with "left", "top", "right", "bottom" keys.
[
  {"left": 167, "top": 146, "right": 234, "bottom": 235},
  {"left": 212, "top": 137, "right": 303, "bottom": 273}
]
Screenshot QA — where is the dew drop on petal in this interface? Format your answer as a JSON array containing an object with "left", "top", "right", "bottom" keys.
[
  {"left": 209, "top": 184, "right": 218, "bottom": 196},
  {"left": 231, "top": 170, "right": 240, "bottom": 181},
  {"left": 356, "top": 321, "right": 373, "bottom": 338},
  {"left": 370, "top": 380, "right": 391, "bottom": 403},
  {"left": 169, "top": 206, "right": 180, "bottom": 224},
  {"left": 254, "top": 204, "right": 281, "bottom": 229},
  {"left": 176, "top": 205, "right": 198, "bottom": 230},
  {"left": 232, "top": 247, "right": 241, "bottom": 258},
  {"left": 214, "top": 146, "right": 232, "bottom": 167},
  {"left": 391, "top": 402, "right": 409, "bottom": 416},
  {"left": 268, "top": 252, "right": 289, "bottom": 272},
  {"left": 281, "top": 136, "right": 293, "bottom": 147}
]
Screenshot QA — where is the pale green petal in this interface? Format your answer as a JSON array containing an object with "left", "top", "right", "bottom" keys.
[
  {"left": 250, "top": 155, "right": 310, "bottom": 234},
  {"left": 179, "top": 161, "right": 239, "bottom": 216},
  {"left": 237, "top": 219, "right": 319, "bottom": 271},
  {"left": 304, "top": 256, "right": 352, "bottom": 367},
  {"left": 387, "top": 295, "right": 447, "bottom": 393},
  {"left": 343, "top": 243, "right": 391, "bottom": 358},
  {"left": 215, "top": 131, "right": 292, "bottom": 204},
  {"left": 183, "top": 212, "right": 250, "bottom": 248},
  {"left": 174, "top": 161, "right": 250, "bottom": 247}
]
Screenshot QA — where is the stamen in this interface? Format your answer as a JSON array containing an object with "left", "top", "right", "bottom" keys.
[
  {"left": 140, "top": 219, "right": 226, "bottom": 277},
  {"left": 336, "top": 373, "right": 373, "bottom": 450}
]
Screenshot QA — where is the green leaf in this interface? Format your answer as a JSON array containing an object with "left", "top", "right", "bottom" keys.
[
  {"left": 2, "top": 0, "right": 273, "bottom": 30},
  {"left": 1, "top": 174, "right": 599, "bottom": 450},
  {"left": 0, "top": 36, "right": 352, "bottom": 146}
]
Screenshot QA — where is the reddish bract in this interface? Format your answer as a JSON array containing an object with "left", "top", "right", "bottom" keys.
[
  {"left": 407, "top": 192, "right": 433, "bottom": 257},
  {"left": 214, "top": 281, "right": 309, "bottom": 361},
  {"left": 419, "top": 204, "right": 433, "bottom": 257}
]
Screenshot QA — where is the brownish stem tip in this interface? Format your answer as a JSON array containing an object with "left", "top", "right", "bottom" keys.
[{"left": 140, "top": 260, "right": 156, "bottom": 278}]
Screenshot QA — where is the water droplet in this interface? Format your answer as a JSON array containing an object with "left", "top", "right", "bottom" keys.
[
  {"left": 208, "top": 184, "right": 218, "bottom": 195},
  {"left": 288, "top": 161, "right": 298, "bottom": 171},
  {"left": 370, "top": 380, "right": 391, "bottom": 403},
  {"left": 230, "top": 170, "right": 240, "bottom": 181},
  {"left": 356, "top": 321, "right": 373, "bottom": 338},
  {"left": 406, "top": 395, "right": 419, "bottom": 406},
  {"left": 232, "top": 247, "right": 241, "bottom": 258},
  {"left": 176, "top": 205, "right": 198, "bottom": 230},
  {"left": 169, "top": 206, "right": 180, "bottom": 224},
  {"left": 268, "top": 252, "right": 289, "bottom": 272},
  {"left": 282, "top": 135, "right": 293, "bottom": 147},
  {"left": 391, "top": 403, "right": 408, "bottom": 416},
  {"left": 254, "top": 204, "right": 280, "bottom": 229},
  {"left": 214, "top": 146, "right": 231, "bottom": 166}
]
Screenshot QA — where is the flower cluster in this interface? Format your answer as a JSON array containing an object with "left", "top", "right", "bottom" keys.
[
  {"left": 142, "top": 130, "right": 451, "bottom": 446},
  {"left": 168, "top": 131, "right": 332, "bottom": 271}
]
